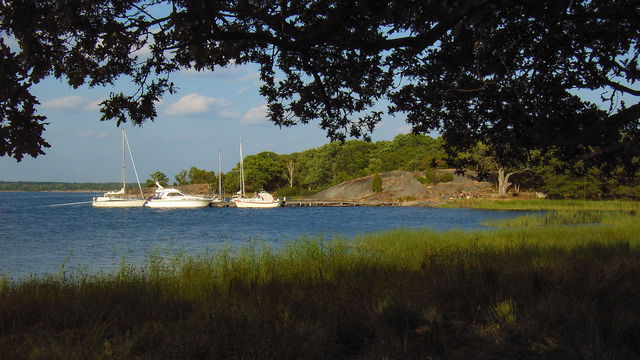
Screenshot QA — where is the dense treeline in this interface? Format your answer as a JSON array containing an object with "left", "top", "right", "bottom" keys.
[
  {"left": 148, "top": 134, "right": 640, "bottom": 199},
  {"left": 138, "top": 134, "right": 447, "bottom": 197},
  {"left": 219, "top": 134, "right": 447, "bottom": 196},
  {"left": 4, "top": 134, "right": 640, "bottom": 198}
]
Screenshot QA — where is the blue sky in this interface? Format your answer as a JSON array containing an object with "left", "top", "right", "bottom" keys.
[{"left": 0, "top": 63, "right": 411, "bottom": 183}]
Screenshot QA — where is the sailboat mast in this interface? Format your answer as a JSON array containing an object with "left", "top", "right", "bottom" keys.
[
  {"left": 239, "top": 138, "right": 245, "bottom": 197},
  {"left": 121, "top": 128, "right": 126, "bottom": 191},
  {"left": 218, "top": 149, "right": 222, "bottom": 198},
  {"left": 123, "top": 129, "right": 145, "bottom": 198}
]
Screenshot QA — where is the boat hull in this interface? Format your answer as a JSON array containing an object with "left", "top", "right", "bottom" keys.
[
  {"left": 92, "top": 198, "right": 146, "bottom": 208},
  {"left": 233, "top": 200, "right": 282, "bottom": 208},
  {"left": 144, "top": 199, "right": 211, "bottom": 208}
]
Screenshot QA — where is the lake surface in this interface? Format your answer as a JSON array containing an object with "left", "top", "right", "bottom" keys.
[{"left": 0, "top": 192, "right": 528, "bottom": 279}]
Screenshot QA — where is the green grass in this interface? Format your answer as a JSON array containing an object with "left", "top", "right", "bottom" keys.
[
  {"left": 442, "top": 198, "right": 640, "bottom": 211},
  {"left": 482, "top": 210, "right": 634, "bottom": 227},
  {"left": 1, "top": 210, "right": 640, "bottom": 359}
]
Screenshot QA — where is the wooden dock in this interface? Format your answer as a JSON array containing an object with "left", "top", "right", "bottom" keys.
[
  {"left": 284, "top": 200, "right": 362, "bottom": 207},
  {"left": 208, "top": 200, "right": 362, "bottom": 207}
]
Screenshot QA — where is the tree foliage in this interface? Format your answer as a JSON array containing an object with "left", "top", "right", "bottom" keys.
[
  {"left": 226, "top": 151, "right": 286, "bottom": 192},
  {"left": 1, "top": 0, "right": 638, "bottom": 167},
  {"left": 224, "top": 134, "right": 447, "bottom": 193},
  {"left": 174, "top": 166, "right": 217, "bottom": 186},
  {"left": 145, "top": 171, "right": 169, "bottom": 187},
  {"left": 174, "top": 169, "right": 190, "bottom": 187},
  {"left": 188, "top": 166, "right": 217, "bottom": 185}
]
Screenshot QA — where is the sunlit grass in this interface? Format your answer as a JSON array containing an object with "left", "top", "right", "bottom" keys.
[
  {"left": 482, "top": 209, "right": 632, "bottom": 227},
  {"left": 1, "top": 210, "right": 640, "bottom": 358},
  {"left": 442, "top": 198, "right": 640, "bottom": 211}
]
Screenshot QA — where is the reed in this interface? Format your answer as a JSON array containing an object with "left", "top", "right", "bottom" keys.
[
  {"left": 443, "top": 198, "right": 640, "bottom": 211},
  {"left": 1, "top": 211, "right": 639, "bottom": 359}
]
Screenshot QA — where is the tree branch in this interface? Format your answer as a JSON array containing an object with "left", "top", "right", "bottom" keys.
[{"left": 604, "top": 79, "right": 640, "bottom": 96}]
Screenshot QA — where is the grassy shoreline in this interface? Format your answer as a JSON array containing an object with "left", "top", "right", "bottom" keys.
[
  {"left": 2, "top": 200, "right": 640, "bottom": 358},
  {"left": 441, "top": 198, "right": 640, "bottom": 211}
]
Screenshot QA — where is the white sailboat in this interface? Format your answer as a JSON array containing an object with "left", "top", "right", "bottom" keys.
[
  {"left": 232, "top": 139, "right": 282, "bottom": 208},
  {"left": 92, "top": 128, "right": 146, "bottom": 208}
]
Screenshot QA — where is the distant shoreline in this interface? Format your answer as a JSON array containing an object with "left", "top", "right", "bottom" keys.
[{"left": 0, "top": 190, "right": 105, "bottom": 193}]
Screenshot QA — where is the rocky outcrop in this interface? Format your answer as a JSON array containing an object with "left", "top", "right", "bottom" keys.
[
  {"left": 310, "top": 171, "right": 428, "bottom": 202},
  {"left": 310, "top": 170, "right": 494, "bottom": 203}
]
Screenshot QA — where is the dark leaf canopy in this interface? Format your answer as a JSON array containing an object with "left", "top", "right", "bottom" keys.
[{"left": 0, "top": 0, "right": 638, "bottom": 165}]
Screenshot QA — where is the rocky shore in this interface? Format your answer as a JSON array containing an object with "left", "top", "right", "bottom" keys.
[{"left": 309, "top": 170, "right": 495, "bottom": 205}]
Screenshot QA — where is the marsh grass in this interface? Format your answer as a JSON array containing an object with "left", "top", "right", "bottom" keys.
[
  {"left": 443, "top": 198, "right": 640, "bottom": 211},
  {"left": 1, "top": 212, "right": 640, "bottom": 359},
  {"left": 482, "top": 209, "right": 631, "bottom": 227}
]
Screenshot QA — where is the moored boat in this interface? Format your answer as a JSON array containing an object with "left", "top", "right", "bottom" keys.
[
  {"left": 144, "top": 183, "right": 211, "bottom": 208},
  {"left": 92, "top": 128, "right": 146, "bottom": 208},
  {"left": 93, "top": 187, "right": 146, "bottom": 207},
  {"left": 233, "top": 190, "right": 282, "bottom": 208},
  {"left": 231, "top": 139, "right": 282, "bottom": 208}
]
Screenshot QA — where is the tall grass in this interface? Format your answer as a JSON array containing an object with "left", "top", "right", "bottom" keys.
[
  {"left": 1, "top": 211, "right": 640, "bottom": 358},
  {"left": 482, "top": 210, "right": 634, "bottom": 227},
  {"left": 443, "top": 198, "right": 640, "bottom": 211}
]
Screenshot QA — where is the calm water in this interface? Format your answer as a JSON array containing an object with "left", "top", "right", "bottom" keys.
[{"left": 0, "top": 192, "right": 527, "bottom": 279}]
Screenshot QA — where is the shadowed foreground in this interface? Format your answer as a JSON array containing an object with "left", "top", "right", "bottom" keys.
[{"left": 1, "top": 210, "right": 639, "bottom": 359}]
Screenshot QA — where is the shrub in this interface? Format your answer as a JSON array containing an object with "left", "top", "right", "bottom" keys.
[
  {"left": 372, "top": 173, "right": 383, "bottom": 193},
  {"left": 423, "top": 168, "right": 437, "bottom": 184},
  {"left": 439, "top": 173, "right": 454, "bottom": 182},
  {"left": 419, "top": 170, "right": 453, "bottom": 184}
]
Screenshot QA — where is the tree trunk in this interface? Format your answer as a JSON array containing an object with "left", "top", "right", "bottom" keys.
[
  {"left": 286, "top": 160, "right": 295, "bottom": 187},
  {"left": 497, "top": 167, "right": 513, "bottom": 197}
]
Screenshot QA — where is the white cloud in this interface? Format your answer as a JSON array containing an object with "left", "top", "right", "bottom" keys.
[
  {"left": 84, "top": 99, "right": 103, "bottom": 112},
  {"left": 130, "top": 42, "right": 152, "bottom": 58},
  {"left": 235, "top": 72, "right": 260, "bottom": 83},
  {"left": 43, "top": 96, "right": 85, "bottom": 109},
  {"left": 165, "top": 93, "right": 231, "bottom": 116},
  {"left": 220, "top": 108, "right": 241, "bottom": 119},
  {"left": 241, "top": 104, "right": 268, "bottom": 124}
]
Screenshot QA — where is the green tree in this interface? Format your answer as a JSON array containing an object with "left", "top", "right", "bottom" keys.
[
  {"left": 243, "top": 152, "right": 286, "bottom": 191},
  {"left": 449, "top": 142, "right": 535, "bottom": 197},
  {"left": 300, "top": 146, "right": 336, "bottom": 191},
  {"left": 145, "top": 171, "right": 169, "bottom": 187},
  {"left": 174, "top": 170, "right": 189, "bottom": 186},
  {"left": 332, "top": 140, "right": 378, "bottom": 182},
  {"left": 374, "top": 134, "right": 446, "bottom": 172},
  {"left": 188, "top": 167, "right": 216, "bottom": 185},
  {"left": 223, "top": 170, "right": 241, "bottom": 195}
]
